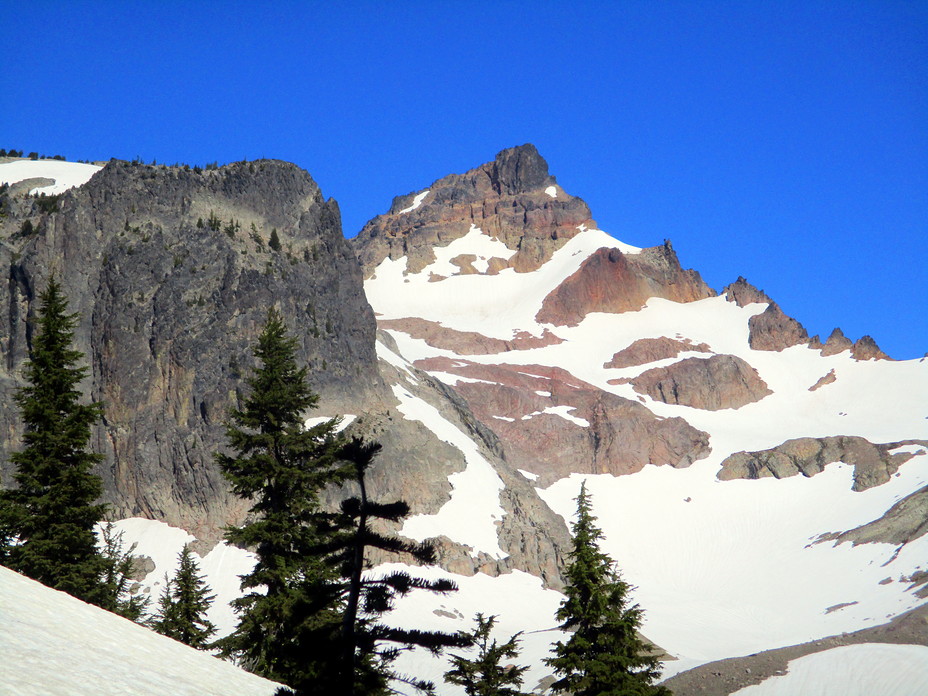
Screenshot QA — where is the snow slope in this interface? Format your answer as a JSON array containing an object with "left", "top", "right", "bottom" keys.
[
  {"left": 0, "top": 159, "right": 101, "bottom": 194},
  {"left": 362, "top": 218, "right": 928, "bottom": 688},
  {"left": 0, "top": 565, "right": 280, "bottom": 696},
  {"left": 731, "top": 643, "right": 928, "bottom": 696}
]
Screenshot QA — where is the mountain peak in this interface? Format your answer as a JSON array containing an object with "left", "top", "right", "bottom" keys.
[{"left": 487, "top": 143, "right": 552, "bottom": 195}]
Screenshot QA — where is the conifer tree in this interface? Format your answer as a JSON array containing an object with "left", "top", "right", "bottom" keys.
[
  {"left": 216, "top": 308, "right": 352, "bottom": 691},
  {"left": 0, "top": 277, "right": 108, "bottom": 604},
  {"left": 152, "top": 543, "right": 216, "bottom": 648},
  {"left": 546, "top": 482, "right": 670, "bottom": 696},
  {"left": 334, "top": 438, "right": 468, "bottom": 696},
  {"left": 98, "top": 522, "right": 150, "bottom": 621},
  {"left": 444, "top": 613, "right": 529, "bottom": 696}
]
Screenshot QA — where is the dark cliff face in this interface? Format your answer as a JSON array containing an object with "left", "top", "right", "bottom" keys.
[{"left": 0, "top": 160, "right": 382, "bottom": 537}]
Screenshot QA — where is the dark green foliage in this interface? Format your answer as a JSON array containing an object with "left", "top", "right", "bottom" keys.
[
  {"left": 0, "top": 278, "right": 107, "bottom": 604},
  {"left": 152, "top": 544, "right": 216, "bottom": 648},
  {"left": 206, "top": 210, "right": 221, "bottom": 231},
  {"left": 269, "top": 228, "right": 282, "bottom": 252},
  {"left": 444, "top": 613, "right": 529, "bottom": 696},
  {"left": 20, "top": 219, "right": 34, "bottom": 235},
  {"left": 98, "top": 522, "right": 150, "bottom": 621},
  {"left": 334, "top": 438, "right": 468, "bottom": 696},
  {"left": 216, "top": 308, "right": 353, "bottom": 692},
  {"left": 34, "top": 193, "right": 60, "bottom": 214},
  {"left": 546, "top": 482, "right": 670, "bottom": 696}
]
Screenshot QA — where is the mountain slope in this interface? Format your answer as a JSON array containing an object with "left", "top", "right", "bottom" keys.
[
  {"left": 0, "top": 565, "right": 280, "bottom": 696},
  {"left": 351, "top": 144, "right": 928, "bottom": 690}
]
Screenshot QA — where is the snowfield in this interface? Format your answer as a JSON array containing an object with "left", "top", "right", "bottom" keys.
[
  {"left": 362, "top": 221, "right": 928, "bottom": 691},
  {"left": 0, "top": 159, "right": 101, "bottom": 194},
  {"left": 0, "top": 565, "right": 280, "bottom": 696},
  {"left": 731, "top": 643, "right": 928, "bottom": 696}
]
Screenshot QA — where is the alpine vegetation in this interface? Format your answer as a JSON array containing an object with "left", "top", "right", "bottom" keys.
[
  {"left": 0, "top": 278, "right": 108, "bottom": 605},
  {"left": 152, "top": 543, "right": 217, "bottom": 648},
  {"left": 546, "top": 482, "right": 670, "bottom": 696}
]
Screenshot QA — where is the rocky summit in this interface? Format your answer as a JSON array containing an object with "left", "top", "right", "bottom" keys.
[{"left": 1, "top": 146, "right": 927, "bottom": 695}]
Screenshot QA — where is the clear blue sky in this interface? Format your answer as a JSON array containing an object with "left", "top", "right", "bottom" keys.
[{"left": 3, "top": 1, "right": 925, "bottom": 358}]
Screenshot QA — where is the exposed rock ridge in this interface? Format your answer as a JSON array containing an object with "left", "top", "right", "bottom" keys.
[
  {"left": 535, "top": 242, "right": 716, "bottom": 326},
  {"left": 818, "top": 484, "right": 928, "bottom": 547},
  {"left": 747, "top": 302, "right": 809, "bottom": 351},
  {"left": 723, "top": 276, "right": 772, "bottom": 307},
  {"left": 718, "top": 437, "right": 928, "bottom": 491},
  {"left": 353, "top": 144, "right": 596, "bottom": 276},
  {"left": 0, "top": 159, "right": 382, "bottom": 538},
  {"left": 356, "top": 333, "right": 570, "bottom": 589},
  {"left": 413, "top": 356, "right": 711, "bottom": 486},
  {"left": 378, "top": 317, "right": 563, "bottom": 355},
  {"left": 604, "top": 337, "right": 712, "bottom": 369},
  {"left": 624, "top": 354, "right": 772, "bottom": 411}
]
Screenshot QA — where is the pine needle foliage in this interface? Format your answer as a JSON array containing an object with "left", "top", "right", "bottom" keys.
[
  {"left": 98, "top": 522, "right": 150, "bottom": 621},
  {"left": 152, "top": 543, "right": 216, "bottom": 648},
  {"left": 546, "top": 482, "right": 671, "bottom": 696},
  {"left": 334, "top": 438, "right": 469, "bottom": 696},
  {"left": 444, "top": 613, "right": 529, "bottom": 696},
  {"left": 216, "top": 308, "right": 352, "bottom": 692},
  {"left": 0, "top": 277, "right": 108, "bottom": 605}
]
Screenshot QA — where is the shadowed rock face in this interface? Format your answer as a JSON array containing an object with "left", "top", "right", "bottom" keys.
[
  {"left": 535, "top": 242, "right": 715, "bottom": 326},
  {"left": 0, "top": 160, "right": 382, "bottom": 538},
  {"left": 821, "top": 328, "right": 853, "bottom": 356},
  {"left": 627, "top": 354, "right": 772, "bottom": 411},
  {"left": 851, "top": 335, "right": 890, "bottom": 361},
  {"left": 353, "top": 144, "right": 595, "bottom": 277},
  {"left": 723, "top": 276, "right": 772, "bottom": 307},
  {"left": 718, "top": 437, "right": 928, "bottom": 491},
  {"left": 748, "top": 302, "right": 810, "bottom": 351}
]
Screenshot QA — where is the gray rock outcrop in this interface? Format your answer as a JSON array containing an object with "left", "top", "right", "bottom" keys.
[{"left": 718, "top": 437, "right": 928, "bottom": 491}]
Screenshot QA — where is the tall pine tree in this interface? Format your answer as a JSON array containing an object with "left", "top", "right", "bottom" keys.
[
  {"left": 546, "top": 481, "right": 670, "bottom": 696},
  {"left": 333, "top": 438, "right": 468, "bottom": 696},
  {"left": 0, "top": 277, "right": 108, "bottom": 605},
  {"left": 152, "top": 543, "right": 216, "bottom": 648},
  {"left": 216, "top": 308, "right": 352, "bottom": 692},
  {"left": 444, "top": 613, "right": 529, "bottom": 696}
]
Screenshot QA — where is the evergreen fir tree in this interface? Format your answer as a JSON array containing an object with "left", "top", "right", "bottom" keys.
[
  {"left": 152, "top": 543, "right": 216, "bottom": 648},
  {"left": 0, "top": 277, "right": 108, "bottom": 605},
  {"left": 98, "top": 522, "right": 150, "bottom": 621},
  {"left": 268, "top": 228, "right": 282, "bottom": 252},
  {"left": 216, "top": 308, "right": 352, "bottom": 692},
  {"left": 546, "top": 482, "right": 670, "bottom": 696},
  {"left": 334, "top": 437, "right": 468, "bottom": 696},
  {"left": 444, "top": 613, "right": 529, "bottom": 696}
]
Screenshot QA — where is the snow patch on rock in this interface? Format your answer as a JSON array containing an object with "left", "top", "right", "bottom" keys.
[
  {"left": 0, "top": 159, "right": 101, "bottom": 195},
  {"left": 391, "top": 385, "right": 507, "bottom": 559}
]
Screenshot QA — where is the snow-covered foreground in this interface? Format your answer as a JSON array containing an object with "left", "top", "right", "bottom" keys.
[
  {"left": 0, "top": 159, "right": 101, "bottom": 194},
  {"left": 0, "top": 565, "right": 280, "bottom": 696},
  {"left": 731, "top": 643, "right": 928, "bottom": 696}
]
